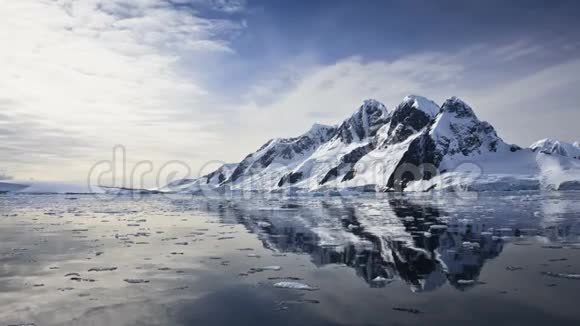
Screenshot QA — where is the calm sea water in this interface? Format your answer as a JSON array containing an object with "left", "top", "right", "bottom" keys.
[{"left": 1, "top": 192, "right": 580, "bottom": 326}]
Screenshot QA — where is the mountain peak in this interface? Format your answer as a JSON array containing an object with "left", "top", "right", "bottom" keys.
[
  {"left": 441, "top": 97, "right": 476, "bottom": 118},
  {"left": 335, "top": 99, "right": 390, "bottom": 143},
  {"left": 430, "top": 97, "right": 507, "bottom": 159},
  {"left": 304, "top": 123, "right": 337, "bottom": 143},
  {"left": 362, "top": 98, "right": 387, "bottom": 109},
  {"left": 401, "top": 95, "right": 440, "bottom": 117},
  {"left": 380, "top": 95, "right": 439, "bottom": 146},
  {"left": 357, "top": 99, "right": 389, "bottom": 121}
]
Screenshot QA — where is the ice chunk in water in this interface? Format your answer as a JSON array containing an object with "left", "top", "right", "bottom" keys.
[
  {"left": 542, "top": 272, "right": 580, "bottom": 280},
  {"left": 457, "top": 279, "right": 476, "bottom": 285},
  {"left": 274, "top": 281, "right": 318, "bottom": 291},
  {"left": 261, "top": 266, "right": 282, "bottom": 271}
]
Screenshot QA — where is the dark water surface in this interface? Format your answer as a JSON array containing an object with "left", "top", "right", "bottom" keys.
[{"left": 1, "top": 192, "right": 580, "bottom": 325}]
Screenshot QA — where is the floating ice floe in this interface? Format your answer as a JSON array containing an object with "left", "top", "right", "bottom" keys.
[
  {"left": 371, "top": 276, "right": 393, "bottom": 285},
  {"left": 261, "top": 266, "right": 282, "bottom": 271},
  {"left": 274, "top": 281, "right": 318, "bottom": 291},
  {"left": 542, "top": 272, "right": 580, "bottom": 280},
  {"left": 457, "top": 279, "right": 476, "bottom": 285},
  {"left": 250, "top": 266, "right": 282, "bottom": 273}
]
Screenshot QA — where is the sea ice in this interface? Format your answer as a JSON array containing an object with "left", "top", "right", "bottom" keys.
[{"left": 274, "top": 281, "right": 318, "bottom": 291}]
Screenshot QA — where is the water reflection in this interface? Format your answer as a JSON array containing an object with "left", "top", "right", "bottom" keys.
[{"left": 194, "top": 195, "right": 509, "bottom": 292}]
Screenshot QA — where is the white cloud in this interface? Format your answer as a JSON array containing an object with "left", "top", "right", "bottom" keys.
[
  {"left": 188, "top": 0, "right": 247, "bottom": 13},
  {"left": 492, "top": 39, "right": 544, "bottom": 62},
  {"left": 0, "top": 0, "right": 244, "bottom": 181}
]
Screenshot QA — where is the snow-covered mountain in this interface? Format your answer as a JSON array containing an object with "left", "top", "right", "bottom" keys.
[
  {"left": 530, "top": 138, "right": 580, "bottom": 160},
  {"left": 161, "top": 163, "right": 238, "bottom": 194},
  {"left": 167, "top": 95, "right": 580, "bottom": 193},
  {"left": 225, "top": 122, "right": 338, "bottom": 191}
]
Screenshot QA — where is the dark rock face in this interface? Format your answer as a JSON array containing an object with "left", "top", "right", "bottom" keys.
[
  {"left": 340, "top": 144, "right": 376, "bottom": 182},
  {"left": 442, "top": 97, "right": 476, "bottom": 118},
  {"left": 319, "top": 144, "right": 375, "bottom": 184},
  {"left": 259, "top": 148, "right": 278, "bottom": 168},
  {"left": 278, "top": 171, "right": 304, "bottom": 186},
  {"left": 228, "top": 154, "right": 253, "bottom": 183},
  {"left": 335, "top": 100, "right": 389, "bottom": 144},
  {"left": 205, "top": 167, "right": 228, "bottom": 184},
  {"left": 205, "top": 171, "right": 217, "bottom": 184},
  {"left": 386, "top": 132, "right": 438, "bottom": 190},
  {"left": 382, "top": 102, "right": 434, "bottom": 146},
  {"left": 258, "top": 134, "right": 323, "bottom": 169}
]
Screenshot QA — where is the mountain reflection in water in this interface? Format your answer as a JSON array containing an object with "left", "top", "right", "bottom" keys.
[{"left": 191, "top": 195, "right": 511, "bottom": 292}]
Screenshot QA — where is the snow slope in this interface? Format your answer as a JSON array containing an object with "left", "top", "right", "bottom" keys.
[{"left": 224, "top": 123, "right": 338, "bottom": 191}]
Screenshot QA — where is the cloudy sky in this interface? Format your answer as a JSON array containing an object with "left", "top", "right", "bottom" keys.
[{"left": 1, "top": 0, "right": 580, "bottom": 185}]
